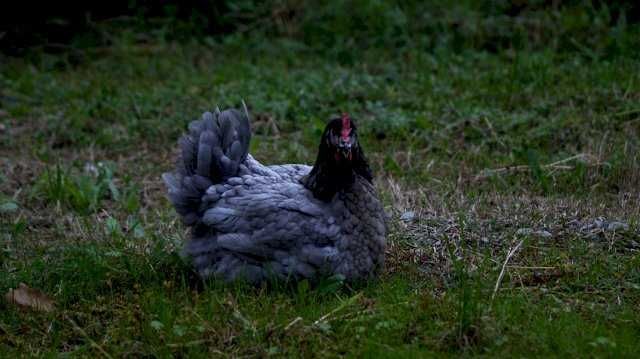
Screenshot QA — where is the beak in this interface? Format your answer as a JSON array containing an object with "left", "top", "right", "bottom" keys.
[{"left": 338, "top": 142, "right": 352, "bottom": 159}]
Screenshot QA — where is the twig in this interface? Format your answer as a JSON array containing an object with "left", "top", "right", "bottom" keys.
[
  {"left": 492, "top": 240, "right": 524, "bottom": 301},
  {"left": 546, "top": 153, "right": 596, "bottom": 167},
  {"left": 507, "top": 265, "right": 556, "bottom": 270},
  {"left": 313, "top": 293, "right": 362, "bottom": 327},
  {"left": 0, "top": 322, "right": 17, "bottom": 345},
  {"left": 66, "top": 315, "right": 114, "bottom": 359},
  {"left": 475, "top": 164, "right": 570, "bottom": 180},
  {"left": 614, "top": 108, "right": 640, "bottom": 117},
  {"left": 474, "top": 153, "right": 604, "bottom": 180},
  {"left": 483, "top": 116, "right": 507, "bottom": 149},
  {"left": 167, "top": 340, "right": 209, "bottom": 348},
  {"left": 284, "top": 316, "right": 303, "bottom": 331},
  {"left": 233, "top": 309, "right": 257, "bottom": 335}
]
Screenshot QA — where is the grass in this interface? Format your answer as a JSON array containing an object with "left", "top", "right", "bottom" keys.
[{"left": 2, "top": 3, "right": 640, "bottom": 356}]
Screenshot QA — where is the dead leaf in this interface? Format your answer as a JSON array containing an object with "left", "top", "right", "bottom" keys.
[{"left": 5, "top": 283, "right": 55, "bottom": 312}]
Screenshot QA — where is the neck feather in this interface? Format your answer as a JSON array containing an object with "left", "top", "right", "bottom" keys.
[{"left": 303, "top": 144, "right": 373, "bottom": 201}]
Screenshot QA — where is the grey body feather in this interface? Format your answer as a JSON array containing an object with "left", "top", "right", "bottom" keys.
[{"left": 163, "top": 107, "right": 386, "bottom": 283}]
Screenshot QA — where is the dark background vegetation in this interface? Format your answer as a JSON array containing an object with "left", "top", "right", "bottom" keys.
[
  {"left": 3, "top": 0, "right": 640, "bottom": 58},
  {"left": 1, "top": 1, "right": 640, "bottom": 357}
]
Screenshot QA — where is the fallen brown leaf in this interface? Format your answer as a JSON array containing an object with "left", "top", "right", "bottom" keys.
[{"left": 5, "top": 283, "right": 55, "bottom": 312}]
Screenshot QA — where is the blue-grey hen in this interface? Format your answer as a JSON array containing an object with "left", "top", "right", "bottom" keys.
[{"left": 163, "top": 105, "right": 386, "bottom": 284}]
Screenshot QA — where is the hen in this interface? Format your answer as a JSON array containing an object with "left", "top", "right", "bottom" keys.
[{"left": 163, "top": 104, "right": 386, "bottom": 284}]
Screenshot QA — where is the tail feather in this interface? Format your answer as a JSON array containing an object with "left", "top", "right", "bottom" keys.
[{"left": 164, "top": 105, "right": 251, "bottom": 225}]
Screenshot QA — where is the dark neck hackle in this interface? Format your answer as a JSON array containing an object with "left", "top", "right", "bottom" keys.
[{"left": 303, "top": 116, "right": 373, "bottom": 201}]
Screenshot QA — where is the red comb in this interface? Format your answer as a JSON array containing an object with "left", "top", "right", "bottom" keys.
[{"left": 341, "top": 113, "right": 351, "bottom": 140}]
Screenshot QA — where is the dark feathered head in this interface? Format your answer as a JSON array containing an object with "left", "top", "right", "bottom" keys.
[{"left": 303, "top": 113, "right": 373, "bottom": 201}]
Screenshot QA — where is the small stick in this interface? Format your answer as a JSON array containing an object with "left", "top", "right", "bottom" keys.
[
  {"left": 284, "top": 317, "right": 303, "bottom": 331},
  {"left": 614, "top": 108, "right": 640, "bottom": 117},
  {"left": 66, "top": 315, "right": 114, "bottom": 359},
  {"left": 483, "top": 116, "right": 507, "bottom": 149},
  {"left": 167, "top": 340, "right": 209, "bottom": 348},
  {"left": 492, "top": 240, "right": 524, "bottom": 301},
  {"left": 475, "top": 153, "right": 603, "bottom": 180},
  {"left": 545, "top": 153, "right": 594, "bottom": 167},
  {"left": 313, "top": 293, "right": 362, "bottom": 327}
]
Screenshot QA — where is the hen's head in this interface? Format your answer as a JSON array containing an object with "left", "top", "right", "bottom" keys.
[
  {"left": 323, "top": 113, "right": 360, "bottom": 164},
  {"left": 304, "top": 113, "right": 373, "bottom": 201}
]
